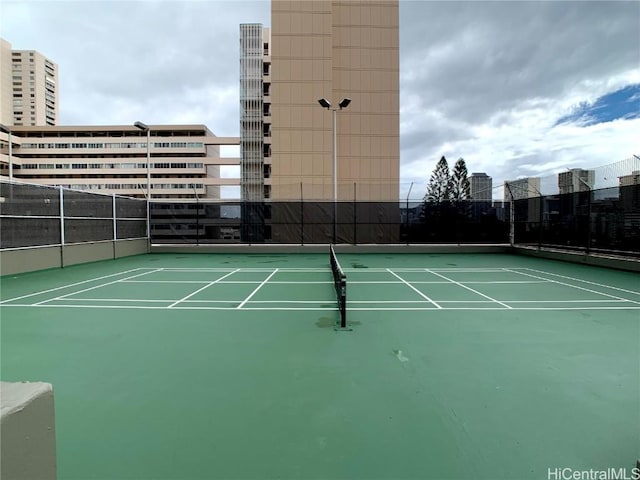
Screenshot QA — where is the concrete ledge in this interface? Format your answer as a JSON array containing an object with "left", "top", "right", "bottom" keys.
[
  {"left": 114, "top": 238, "right": 149, "bottom": 257},
  {"left": 62, "top": 241, "right": 113, "bottom": 267},
  {"left": 513, "top": 246, "right": 640, "bottom": 272},
  {"left": 0, "top": 246, "right": 61, "bottom": 276},
  {"left": 0, "top": 239, "right": 148, "bottom": 276},
  {"left": 1, "top": 382, "right": 57, "bottom": 480}
]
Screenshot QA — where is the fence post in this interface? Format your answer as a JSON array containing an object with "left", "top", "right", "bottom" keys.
[
  {"left": 505, "top": 183, "right": 515, "bottom": 246},
  {"left": 147, "top": 196, "right": 152, "bottom": 253},
  {"left": 353, "top": 182, "right": 356, "bottom": 245},
  {"left": 112, "top": 194, "right": 117, "bottom": 260},
  {"left": 300, "top": 182, "right": 304, "bottom": 245},
  {"left": 585, "top": 189, "right": 592, "bottom": 255},
  {"left": 196, "top": 196, "right": 200, "bottom": 246},
  {"left": 406, "top": 183, "right": 413, "bottom": 245},
  {"left": 538, "top": 194, "right": 544, "bottom": 250},
  {"left": 59, "top": 187, "right": 65, "bottom": 267}
]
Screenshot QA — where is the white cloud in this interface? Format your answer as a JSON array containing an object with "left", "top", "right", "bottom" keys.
[{"left": 1, "top": 0, "right": 638, "bottom": 201}]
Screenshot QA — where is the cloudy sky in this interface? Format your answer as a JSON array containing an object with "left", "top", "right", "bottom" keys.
[{"left": 2, "top": 0, "right": 639, "bottom": 199}]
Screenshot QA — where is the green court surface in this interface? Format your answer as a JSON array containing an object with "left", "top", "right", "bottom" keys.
[{"left": 1, "top": 252, "right": 639, "bottom": 480}]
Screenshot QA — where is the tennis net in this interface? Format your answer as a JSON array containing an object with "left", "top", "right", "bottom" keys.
[{"left": 329, "top": 245, "right": 347, "bottom": 328}]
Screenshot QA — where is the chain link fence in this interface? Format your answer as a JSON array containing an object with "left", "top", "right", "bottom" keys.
[{"left": 0, "top": 180, "right": 147, "bottom": 250}]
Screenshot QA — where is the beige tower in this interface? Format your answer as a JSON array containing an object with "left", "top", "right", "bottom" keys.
[
  {"left": 270, "top": 0, "right": 399, "bottom": 201},
  {"left": 1, "top": 38, "right": 13, "bottom": 125},
  {"left": 0, "top": 38, "right": 58, "bottom": 126}
]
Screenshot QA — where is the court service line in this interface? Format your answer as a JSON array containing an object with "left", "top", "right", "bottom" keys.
[
  {"left": 504, "top": 269, "right": 640, "bottom": 305},
  {"left": 53, "top": 298, "right": 631, "bottom": 305},
  {"left": 0, "top": 268, "right": 148, "bottom": 305},
  {"left": 33, "top": 269, "right": 164, "bottom": 306},
  {"left": 386, "top": 269, "right": 442, "bottom": 309},
  {"left": 425, "top": 269, "right": 512, "bottom": 309},
  {"left": 168, "top": 269, "right": 240, "bottom": 308},
  {"left": 522, "top": 268, "right": 640, "bottom": 297},
  {"left": 237, "top": 269, "right": 279, "bottom": 309},
  {"left": 2, "top": 303, "right": 638, "bottom": 311}
]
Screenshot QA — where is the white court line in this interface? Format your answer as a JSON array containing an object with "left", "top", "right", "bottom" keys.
[
  {"left": 237, "top": 269, "right": 279, "bottom": 309},
  {"left": 426, "top": 269, "right": 512, "bottom": 309},
  {"left": 522, "top": 268, "right": 640, "bottom": 297},
  {"left": 50, "top": 298, "right": 629, "bottom": 305},
  {"left": 158, "top": 267, "right": 328, "bottom": 272},
  {"left": 504, "top": 269, "right": 640, "bottom": 305},
  {"left": 122, "top": 280, "right": 211, "bottom": 284},
  {"left": 33, "top": 269, "right": 163, "bottom": 306},
  {"left": 0, "top": 268, "right": 147, "bottom": 304},
  {"left": 386, "top": 269, "right": 442, "bottom": 309},
  {"left": 168, "top": 270, "right": 240, "bottom": 308},
  {"left": 2, "top": 303, "right": 638, "bottom": 311}
]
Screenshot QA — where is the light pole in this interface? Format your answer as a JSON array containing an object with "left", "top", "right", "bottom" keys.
[
  {"left": 0, "top": 124, "right": 12, "bottom": 181},
  {"left": 134, "top": 121, "right": 151, "bottom": 244},
  {"left": 318, "top": 97, "right": 351, "bottom": 243}
]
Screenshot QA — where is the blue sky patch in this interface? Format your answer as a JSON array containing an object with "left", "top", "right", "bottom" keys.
[{"left": 555, "top": 84, "right": 640, "bottom": 127}]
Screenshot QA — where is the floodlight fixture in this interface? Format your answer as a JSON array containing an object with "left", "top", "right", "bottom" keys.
[
  {"left": 338, "top": 98, "right": 351, "bottom": 109},
  {"left": 134, "top": 121, "right": 149, "bottom": 131}
]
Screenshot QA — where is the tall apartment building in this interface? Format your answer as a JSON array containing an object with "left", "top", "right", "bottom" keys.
[
  {"left": 0, "top": 39, "right": 12, "bottom": 125},
  {"left": 469, "top": 172, "right": 492, "bottom": 201},
  {"left": 240, "top": 24, "right": 271, "bottom": 201},
  {"left": 0, "top": 125, "right": 239, "bottom": 199},
  {"left": 504, "top": 177, "right": 541, "bottom": 201},
  {"left": 262, "top": 0, "right": 399, "bottom": 201},
  {"left": 558, "top": 168, "right": 595, "bottom": 194},
  {"left": 0, "top": 38, "right": 58, "bottom": 126}
]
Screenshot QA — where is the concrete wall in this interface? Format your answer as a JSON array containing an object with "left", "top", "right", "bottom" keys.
[
  {"left": 514, "top": 246, "right": 640, "bottom": 273},
  {"left": 0, "top": 382, "right": 56, "bottom": 480},
  {"left": 0, "top": 238, "right": 147, "bottom": 276}
]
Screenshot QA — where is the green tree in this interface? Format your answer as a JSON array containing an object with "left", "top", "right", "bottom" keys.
[
  {"left": 424, "top": 156, "right": 451, "bottom": 203},
  {"left": 449, "top": 158, "right": 470, "bottom": 201}
]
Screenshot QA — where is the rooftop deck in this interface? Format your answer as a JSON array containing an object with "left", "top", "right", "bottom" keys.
[{"left": 1, "top": 252, "right": 638, "bottom": 479}]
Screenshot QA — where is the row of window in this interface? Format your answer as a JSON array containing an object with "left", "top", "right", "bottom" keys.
[
  {"left": 19, "top": 142, "right": 204, "bottom": 149},
  {"left": 21, "top": 163, "right": 205, "bottom": 170},
  {"left": 67, "top": 184, "right": 204, "bottom": 191}
]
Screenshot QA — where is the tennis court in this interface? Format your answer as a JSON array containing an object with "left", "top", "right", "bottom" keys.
[{"left": 1, "top": 251, "right": 639, "bottom": 479}]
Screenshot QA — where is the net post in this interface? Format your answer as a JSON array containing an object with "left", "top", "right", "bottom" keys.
[
  {"left": 339, "top": 275, "right": 347, "bottom": 329},
  {"left": 330, "top": 244, "right": 351, "bottom": 331}
]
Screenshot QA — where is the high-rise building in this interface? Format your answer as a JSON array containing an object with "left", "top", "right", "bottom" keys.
[
  {"left": 504, "top": 177, "right": 541, "bottom": 201},
  {"left": 1, "top": 38, "right": 58, "bottom": 126},
  {"left": 0, "top": 39, "right": 13, "bottom": 125},
  {"left": 469, "top": 172, "right": 492, "bottom": 201},
  {"left": 558, "top": 168, "right": 595, "bottom": 194},
  {"left": 240, "top": 24, "right": 271, "bottom": 201},
  {"left": 266, "top": 0, "right": 400, "bottom": 201}
]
